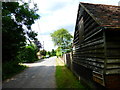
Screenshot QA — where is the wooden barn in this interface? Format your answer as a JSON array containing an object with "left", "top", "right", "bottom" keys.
[{"left": 73, "top": 2, "right": 120, "bottom": 88}]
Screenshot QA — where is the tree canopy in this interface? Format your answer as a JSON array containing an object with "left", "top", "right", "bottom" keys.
[
  {"left": 2, "top": 2, "right": 40, "bottom": 62},
  {"left": 51, "top": 28, "right": 73, "bottom": 54},
  {"left": 51, "top": 49, "right": 56, "bottom": 56}
]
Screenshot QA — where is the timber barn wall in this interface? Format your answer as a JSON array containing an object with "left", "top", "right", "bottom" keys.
[{"left": 72, "top": 2, "right": 120, "bottom": 89}]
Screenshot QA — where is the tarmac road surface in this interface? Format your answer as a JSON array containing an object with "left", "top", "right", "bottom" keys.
[{"left": 2, "top": 57, "right": 57, "bottom": 88}]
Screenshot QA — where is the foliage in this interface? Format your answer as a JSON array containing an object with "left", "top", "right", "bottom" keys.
[
  {"left": 34, "top": 40, "right": 42, "bottom": 49},
  {"left": 45, "top": 49, "right": 56, "bottom": 57},
  {"left": 41, "top": 56, "right": 46, "bottom": 59},
  {"left": 27, "top": 31, "right": 38, "bottom": 40},
  {"left": 51, "top": 49, "right": 56, "bottom": 56},
  {"left": 2, "top": 60, "right": 27, "bottom": 81},
  {"left": 2, "top": 2, "right": 40, "bottom": 63},
  {"left": 29, "top": 42, "right": 39, "bottom": 53},
  {"left": 17, "top": 43, "right": 38, "bottom": 63},
  {"left": 40, "top": 49, "right": 47, "bottom": 56},
  {"left": 51, "top": 28, "right": 73, "bottom": 54},
  {"left": 47, "top": 51, "right": 51, "bottom": 56},
  {"left": 56, "top": 47, "right": 62, "bottom": 57}
]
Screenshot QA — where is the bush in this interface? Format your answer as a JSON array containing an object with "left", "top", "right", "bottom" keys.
[
  {"left": 23, "top": 46, "right": 35, "bottom": 62},
  {"left": 2, "top": 44, "right": 38, "bottom": 81},
  {"left": 17, "top": 44, "right": 38, "bottom": 63},
  {"left": 41, "top": 56, "right": 45, "bottom": 59},
  {"left": 2, "top": 60, "right": 27, "bottom": 81}
]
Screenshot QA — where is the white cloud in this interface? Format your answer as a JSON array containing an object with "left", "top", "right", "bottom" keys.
[
  {"left": 37, "top": 34, "right": 57, "bottom": 51},
  {"left": 30, "top": 0, "right": 119, "bottom": 51}
]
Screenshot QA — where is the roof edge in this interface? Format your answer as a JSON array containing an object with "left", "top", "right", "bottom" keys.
[{"left": 79, "top": 2, "right": 101, "bottom": 26}]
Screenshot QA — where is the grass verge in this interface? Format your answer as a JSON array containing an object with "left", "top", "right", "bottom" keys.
[
  {"left": 55, "top": 58, "right": 86, "bottom": 88},
  {"left": 2, "top": 61, "right": 27, "bottom": 81}
]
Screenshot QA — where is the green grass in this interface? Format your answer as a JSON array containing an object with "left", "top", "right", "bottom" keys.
[
  {"left": 2, "top": 61, "right": 27, "bottom": 81},
  {"left": 55, "top": 58, "right": 86, "bottom": 89}
]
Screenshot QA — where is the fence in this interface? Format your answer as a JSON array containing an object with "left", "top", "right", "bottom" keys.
[{"left": 58, "top": 53, "right": 72, "bottom": 68}]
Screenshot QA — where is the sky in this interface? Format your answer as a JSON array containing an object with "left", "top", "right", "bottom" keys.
[{"left": 27, "top": 0, "right": 120, "bottom": 51}]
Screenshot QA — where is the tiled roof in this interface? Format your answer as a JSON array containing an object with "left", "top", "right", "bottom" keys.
[{"left": 80, "top": 2, "right": 120, "bottom": 28}]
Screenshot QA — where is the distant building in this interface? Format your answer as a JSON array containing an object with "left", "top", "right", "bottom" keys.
[{"left": 73, "top": 2, "right": 120, "bottom": 88}]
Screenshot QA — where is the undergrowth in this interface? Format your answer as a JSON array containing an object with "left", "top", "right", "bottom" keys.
[{"left": 2, "top": 60, "right": 27, "bottom": 81}]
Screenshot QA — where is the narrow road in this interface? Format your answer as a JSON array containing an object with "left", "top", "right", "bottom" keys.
[{"left": 2, "top": 57, "right": 56, "bottom": 88}]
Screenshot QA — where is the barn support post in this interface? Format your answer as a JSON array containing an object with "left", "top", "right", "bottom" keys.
[{"left": 103, "top": 28, "right": 107, "bottom": 86}]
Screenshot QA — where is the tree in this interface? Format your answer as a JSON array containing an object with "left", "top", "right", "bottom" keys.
[
  {"left": 40, "top": 49, "right": 47, "bottom": 56},
  {"left": 51, "top": 49, "right": 56, "bottom": 56},
  {"left": 27, "top": 31, "right": 38, "bottom": 41},
  {"left": 2, "top": 2, "right": 40, "bottom": 63},
  {"left": 34, "top": 40, "right": 42, "bottom": 49},
  {"left": 56, "top": 47, "right": 62, "bottom": 57},
  {"left": 17, "top": 43, "right": 38, "bottom": 63},
  {"left": 51, "top": 28, "right": 73, "bottom": 54},
  {"left": 47, "top": 51, "right": 51, "bottom": 56}
]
